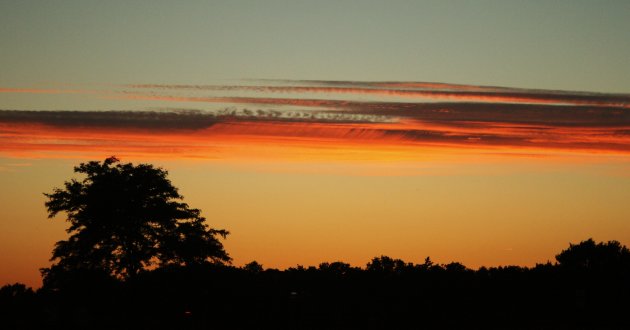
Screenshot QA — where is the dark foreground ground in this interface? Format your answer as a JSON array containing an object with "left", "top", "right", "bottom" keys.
[{"left": 2, "top": 241, "right": 630, "bottom": 330}]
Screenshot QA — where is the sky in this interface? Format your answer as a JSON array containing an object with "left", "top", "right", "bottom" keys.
[{"left": 1, "top": 1, "right": 630, "bottom": 288}]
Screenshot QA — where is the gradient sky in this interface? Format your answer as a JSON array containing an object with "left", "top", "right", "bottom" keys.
[{"left": 1, "top": 1, "right": 630, "bottom": 288}]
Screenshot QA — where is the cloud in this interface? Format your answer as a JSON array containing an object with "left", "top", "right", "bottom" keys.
[
  {"left": 114, "top": 93, "right": 630, "bottom": 127},
  {"left": 0, "top": 87, "right": 99, "bottom": 95},
  {"left": 0, "top": 109, "right": 220, "bottom": 130},
  {"left": 345, "top": 102, "right": 630, "bottom": 127},
  {"left": 2, "top": 108, "right": 629, "bottom": 157},
  {"left": 2, "top": 80, "right": 630, "bottom": 160},
  {"left": 127, "top": 81, "right": 630, "bottom": 108},
  {"left": 0, "top": 107, "right": 391, "bottom": 131},
  {"left": 0, "top": 162, "right": 32, "bottom": 172}
]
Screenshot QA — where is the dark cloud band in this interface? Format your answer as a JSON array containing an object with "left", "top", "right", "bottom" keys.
[{"left": 2, "top": 79, "right": 629, "bottom": 156}]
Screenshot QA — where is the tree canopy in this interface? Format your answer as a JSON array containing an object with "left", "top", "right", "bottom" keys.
[
  {"left": 555, "top": 238, "right": 630, "bottom": 272},
  {"left": 42, "top": 157, "right": 230, "bottom": 282},
  {"left": 6, "top": 238, "right": 630, "bottom": 328}
]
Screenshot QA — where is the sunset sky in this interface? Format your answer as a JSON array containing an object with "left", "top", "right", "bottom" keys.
[{"left": 2, "top": 1, "right": 630, "bottom": 288}]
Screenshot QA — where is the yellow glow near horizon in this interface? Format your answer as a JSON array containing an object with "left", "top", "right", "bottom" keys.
[{"left": 2, "top": 153, "right": 630, "bottom": 288}]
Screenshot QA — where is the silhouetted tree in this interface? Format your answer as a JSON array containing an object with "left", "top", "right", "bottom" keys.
[
  {"left": 366, "top": 255, "right": 411, "bottom": 274},
  {"left": 318, "top": 261, "right": 356, "bottom": 276},
  {"left": 556, "top": 238, "right": 630, "bottom": 272},
  {"left": 0, "top": 283, "right": 34, "bottom": 299},
  {"left": 243, "top": 261, "right": 264, "bottom": 273},
  {"left": 5, "top": 238, "right": 630, "bottom": 329},
  {"left": 443, "top": 261, "right": 468, "bottom": 272},
  {"left": 0, "top": 283, "right": 38, "bottom": 328},
  {"left": 42, "top": 157, "right": 230, "bottom": 283}
]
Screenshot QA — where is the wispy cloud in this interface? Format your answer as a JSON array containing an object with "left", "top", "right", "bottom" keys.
[
  {"left": 1, "top": 80, "right": 629, "bottom": 160},
  {"left": 127, "top": 81, "right": 630, "bottom": 108},
  {"left": 0, "top": 87, "right": 100, "bottom": 95},
  {"left": 0, "top": 161, "right": 32, "bottom": 172}
]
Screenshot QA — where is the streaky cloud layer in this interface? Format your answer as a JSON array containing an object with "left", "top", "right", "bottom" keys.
[
  {"left": 1, "top": 80, "right": 629, "bottom": 161},
  {"left": 128, "top": 81, "right": 630, "bottom": 108}
]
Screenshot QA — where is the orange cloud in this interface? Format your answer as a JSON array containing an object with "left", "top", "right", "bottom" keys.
[
  {"left": 127, "top": 83, "right": 630, "bottom": 108},
  {"left": 3, "top": 80, "right": 630, "bottom": 162},
  {"left": 2, "top": 111, "right": 630, "bottom": 163}
]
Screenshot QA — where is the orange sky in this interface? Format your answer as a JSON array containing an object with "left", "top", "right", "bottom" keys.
[
  {"left": 4, "top": 1, "right": 630, "bottom": 292},
  {"left": 1, "top": 80, "right": 630, "bottom": 288},
  {"left": 3, "top": 153, "right": 630, "bottom": 288}
]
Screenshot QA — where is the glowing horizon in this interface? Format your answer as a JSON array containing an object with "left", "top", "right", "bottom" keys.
[
  {"left": 2, "top": 1, "right": 630, "bottom": 289},
  {"left": 2, "top": 80, "right": 630, "bottom": 290}
]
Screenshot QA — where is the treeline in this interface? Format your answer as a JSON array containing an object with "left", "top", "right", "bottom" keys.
[{"left": 2, "top": 238, "right": 629, "bottom": 330}]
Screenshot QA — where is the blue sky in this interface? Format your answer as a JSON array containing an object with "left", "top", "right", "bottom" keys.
[{"left": 1, "top": 1, "right": 629, "bottom": 92}]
